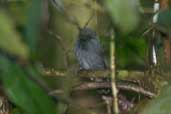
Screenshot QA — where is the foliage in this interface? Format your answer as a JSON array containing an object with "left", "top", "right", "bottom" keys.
[
  {"left": 105, "top": 0, "right": 140, "bottom": 33},
  {"left": 158, "top": 9, "right": 171, "bottom": 32},
  {"left": 0, "top": 56, "right": 56, "bottom": 114},
  {"left": 0, "top": 10, "right": 29, "bottom": 59},
  {"left": 116, "top": 36, "right": 146, "bottom": 69},
  {"left": 25, "top": 0, "right": 42, "bottom": 54},
  {"left": 141, "top": 85, "right": 171, "bottom": 114},
  {"left": 0, "top": 0, "right": 57, "bottom": 114},
  {"left": 0, "top": 0, "right": 171, "bottom": 114}
]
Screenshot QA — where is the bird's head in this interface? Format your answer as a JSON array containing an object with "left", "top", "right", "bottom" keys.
[{"left": 78, "top": 28, "right": 97, "bottom": 40}]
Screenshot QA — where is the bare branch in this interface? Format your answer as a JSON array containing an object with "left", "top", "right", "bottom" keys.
[{"left": 49, "top": 81, "right": 156, "bottom": 98}]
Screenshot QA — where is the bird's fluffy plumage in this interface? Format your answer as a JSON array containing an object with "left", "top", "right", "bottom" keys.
[{"left": 75, "top": 28, "right": 106, "bottom": 70}]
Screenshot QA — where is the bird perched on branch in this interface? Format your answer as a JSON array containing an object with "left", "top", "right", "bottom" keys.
[
  {"left": 75, "top": 27, "right": 107, "bottom": 70},
  {"left": 51, "top": 0, "right": 107, "bottom": 70}
]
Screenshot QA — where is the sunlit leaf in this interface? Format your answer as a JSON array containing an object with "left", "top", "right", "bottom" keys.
[{"left": 0, "top": 10, "right": 29, "bottom": 59}]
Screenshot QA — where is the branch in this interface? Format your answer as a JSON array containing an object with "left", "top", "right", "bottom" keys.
[
  {"left": 42, "top": 68, "right": 110, "bottom": 77},
  {"left": 42, "top": 69, "right": 156, "bottom": 98},
  {"left": 49, "top": 81, "right": 156, "bottom": 98}
]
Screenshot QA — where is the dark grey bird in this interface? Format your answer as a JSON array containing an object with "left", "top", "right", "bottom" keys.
[{"left": 75, "top": 27, "right": 107, "bottom": 70}]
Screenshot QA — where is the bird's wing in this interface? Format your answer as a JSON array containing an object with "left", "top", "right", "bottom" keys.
[{"left": 88, "top": 38, "right": 107, "bottom": 67}]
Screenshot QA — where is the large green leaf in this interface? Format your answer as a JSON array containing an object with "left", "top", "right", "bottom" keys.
[
  {"left": 11, "top": 108, "right": 24, "bottom": 114},
  {"left": 105, "top": 0, "right": 140, "bottom": 33},
  {"left": 25, "top": 0, "right": 42, "bottom": 53},
  {"left": 141, "top": 85, "right": 171, "bottom": 114},
  {"left": 116, "top": 36, "right": 146, "bottom": 68},
  {"left": 0, "top": 10, "right": 29, "bottom": 59},
  {"left": 158, "top": 10, "right": 171, "bottom": 33},
  {"left": 0, "top": 56, "right": 57, "bottom": 114}
]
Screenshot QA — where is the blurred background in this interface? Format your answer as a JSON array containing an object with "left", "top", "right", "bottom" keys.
[{"left": 0, "top": 0, "right": 171, "bottom": 114}]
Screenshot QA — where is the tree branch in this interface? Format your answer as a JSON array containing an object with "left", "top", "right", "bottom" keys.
[{"left": 49, "top": 81, "right": 156, "bottom": 98}]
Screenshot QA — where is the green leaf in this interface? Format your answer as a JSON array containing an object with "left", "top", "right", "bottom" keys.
[
  {"left": 8, "top": 1, "right": 30, "bottom": 26},
  {"left": 0, "top": 56, "right": 57, "bottom": 114},
  {"left": 116, "top": 37, "right": 146, "bottom": 68},
  {"left": 0, "top": 10, "right": 29, "bottom": 59},
  {"left": 11, "top": 108, "right": 23, "bottom": 114},
  {"left": 105, "top": 0, "right": 140, "bottom": 33},
  {"left": 141, "top": 85, "right": 171, "bottom": 114},
  {"left": 158, "top": 10, "right": 171, "bottom": 32},
  {"left": 25, "top": 0, "right": 42, "bottom": 53}
]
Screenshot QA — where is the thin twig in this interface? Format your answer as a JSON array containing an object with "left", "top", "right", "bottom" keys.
[
  {"left": 43, "top": 69, "right": 110, "bottom": 77},
  {"left": 83, "top": 12, "right": 94, "bottom": 28},
  {"left": 42, "top": 69, "right": 146, "bottom": 78},
  {"left": 110, "top": 29, "right": 119, "bottom": 114},
  {"left": 142, "top": 26, "right": 154, "bottom": 36}
]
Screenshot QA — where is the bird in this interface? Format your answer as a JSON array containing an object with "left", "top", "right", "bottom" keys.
[{"left": 75, "top": 27, "right": 107, "bottom": 70}]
